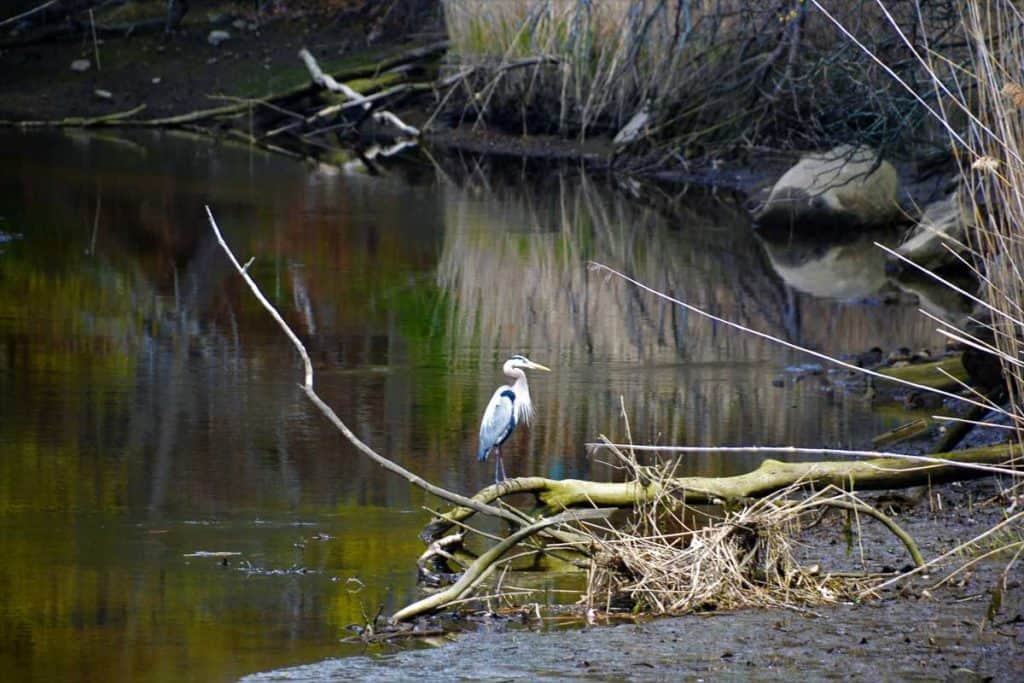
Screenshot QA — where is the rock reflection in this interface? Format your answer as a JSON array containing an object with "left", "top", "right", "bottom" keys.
[
  {"left": 757, "top": 227, "right": 896, "bottom": 300},
  {"left": 755, "top": 223, "right": 972, "bottom": 323}
]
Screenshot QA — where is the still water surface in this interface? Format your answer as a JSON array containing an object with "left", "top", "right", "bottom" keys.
[{"left": 0, "top": 130, "right": 944, "bottom": 681}]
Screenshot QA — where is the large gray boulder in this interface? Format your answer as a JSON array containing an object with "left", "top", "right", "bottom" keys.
[
  {"left": 757, "top": 145, "right": 900, "bottom": 232},
  {"left": 894, "top": 191, "right": 973, "bottom": 270}
]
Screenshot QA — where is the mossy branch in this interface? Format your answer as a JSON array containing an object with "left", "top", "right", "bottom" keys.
[
  {"left": 422, "top": 443, "right": 1021, "bottom": 542},
  {"left": 877, "top": 355, "right": 968, "bottom": 389}
]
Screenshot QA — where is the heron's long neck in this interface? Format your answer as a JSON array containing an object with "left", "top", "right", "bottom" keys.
[{"left": 509, "top": 371, "right": 533, "bottom": 424}]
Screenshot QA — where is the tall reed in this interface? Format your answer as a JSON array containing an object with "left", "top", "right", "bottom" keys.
[
  {"left": 956, "top": 2, "right": 1024, "bottom": 435},
  {"left": 441, "top": 0, "right": 966, "bottom": 155},
  {"left": 813, "top": 0, "right": 1024, "bottom": 438}
]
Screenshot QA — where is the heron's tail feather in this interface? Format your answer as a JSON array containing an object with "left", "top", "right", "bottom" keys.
[{"left": 477, "top": 443, "right": 490, "bottom": 461}]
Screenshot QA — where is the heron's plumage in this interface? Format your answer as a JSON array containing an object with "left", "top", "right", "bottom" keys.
[
  {"left": 476, "top": 355, "right": 551, "bottom": 481},
  {"left": 478, "top": 388, "right": 516, "bottom": 461}
]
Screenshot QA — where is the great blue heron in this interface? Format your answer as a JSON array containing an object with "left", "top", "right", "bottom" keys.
[{"left": 478, "top": 355, "right": 551, "bottom": 483}]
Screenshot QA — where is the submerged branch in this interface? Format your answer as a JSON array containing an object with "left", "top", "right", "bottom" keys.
[
  {"left": 393, "top": 508, "right": 611, "bottom": 623},
  {"left": 1, "top": 103, "right": 147, "bottom": 128},
  {"left": 587, "top": 262, "right": 1000, "bottom": 415}
]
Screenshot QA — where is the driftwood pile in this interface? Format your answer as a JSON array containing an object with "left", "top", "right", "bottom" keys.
[{"left": 2, "top": 40, "right": 452, "bottom": 165}]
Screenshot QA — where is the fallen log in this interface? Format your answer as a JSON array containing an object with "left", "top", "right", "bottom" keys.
[{"left": 421, "top": 442, "right": 1021, "bottom": 542}]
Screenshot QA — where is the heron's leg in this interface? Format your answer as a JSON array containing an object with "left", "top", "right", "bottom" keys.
[{"left": 495, "top": 448, "right": 506, "bottom": 484}]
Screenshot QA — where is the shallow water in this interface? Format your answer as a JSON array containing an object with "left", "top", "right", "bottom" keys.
[{"left": 0, "top": 130, "right": 946, "bottom": 681}]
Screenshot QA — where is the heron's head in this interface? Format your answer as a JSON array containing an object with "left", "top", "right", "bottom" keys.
[{"left": 505, "top": 354, "right": 552, "bottom": 373}]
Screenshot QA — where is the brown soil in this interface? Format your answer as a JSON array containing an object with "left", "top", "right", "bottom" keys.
[{"left": 0, "top": 1, "right": 440, "bottom": 121}]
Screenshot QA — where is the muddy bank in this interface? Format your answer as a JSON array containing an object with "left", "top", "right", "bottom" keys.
[
  {"left": 241, "top": 476, "right": 1023, "bottom": 682},
  {"left": 0, "top": 1, "right": 442, "bottom": 121},
  {"left": 250, "top": 599, "right": 1020, "bottom": 681},
  {"left": 0, "top": 4, "right": 955, "bottom": 197}
]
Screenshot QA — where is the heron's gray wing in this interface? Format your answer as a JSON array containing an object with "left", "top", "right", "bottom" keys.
[{"left": 478, "top": 388, "right": 516, "bottom": 461}]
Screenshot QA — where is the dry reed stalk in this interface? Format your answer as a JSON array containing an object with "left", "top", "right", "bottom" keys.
[
  {"left": 810, "top": 2, "right": 1024, "bottom": 440},
  {"left": 440, "top": 0, "right": 967, "bottom": 153}
]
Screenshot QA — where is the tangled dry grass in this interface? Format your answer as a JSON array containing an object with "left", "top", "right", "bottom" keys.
[{"left": 582, "top": 447, "right": 887, "bottom": 615}]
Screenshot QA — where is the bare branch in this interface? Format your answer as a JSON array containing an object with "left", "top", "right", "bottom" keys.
[{"left": 204, "top": 206, "right": 551, "bottom": 533}]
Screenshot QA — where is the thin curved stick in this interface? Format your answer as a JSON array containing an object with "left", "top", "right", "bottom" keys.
[
  {"left": 809, "top": 498, "right": 925, "bottom": 568},
  {"left": 392, "top": 508, "right": 612, "bottom": 622},
  {"left": 205, "top": 206, "right": 531, "bottom": 528},
  {"left": 588, "top": 261, "right": 1004, "bottom": 415},
  {"left": 868, "top": 508, "right": 1024, "bottom": 595}
]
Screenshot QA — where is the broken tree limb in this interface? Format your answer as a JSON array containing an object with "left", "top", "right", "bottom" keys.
[
  {"left": 308, "top": 76, "right": 416, "bottom": 123},
  {"left": 299, "top": 47, "right": 372, "bottom": 107},
  {"left": 292, "top": 78, "right": 430, "bottom": 139},
  {"left": 298, "top": 46, "right": 421, "bottom": 138},
  {"left": 422, "top": 443, "right": 1022, "bottom": 542},
  {"left": 878, "top": 355, "right": 968, "bottom": 390},
  {"left": 393, "top": 508, "right": 612, "bottom": 623}
]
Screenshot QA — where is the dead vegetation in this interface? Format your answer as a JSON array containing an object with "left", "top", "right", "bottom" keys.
[
  {"left": 582, "top": 444, "right": 899, "bottom": 615},
  {"left": 585, "top": 488, "right": 876, "bottom": 615},
  {"left": 439, "top": 0, "right": 969, "bottom": 157}
]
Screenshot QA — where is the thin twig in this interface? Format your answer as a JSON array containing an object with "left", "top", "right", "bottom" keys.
[
  {"left": 588, "top": 261, "right": 1005, "bottom": 416},
  {"left": 0, "top": 0, "right": 58, "bottom": 28}
]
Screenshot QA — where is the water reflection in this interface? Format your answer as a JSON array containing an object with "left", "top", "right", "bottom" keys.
[
  {"left": 755, "top": 224, "right": 972, "bottom": 321},
  {"left": 434, "top": 160, "right": 944, "bottom": 479},
  {"left": 0, "top": 131, "right": 946, "bottom": 681}
]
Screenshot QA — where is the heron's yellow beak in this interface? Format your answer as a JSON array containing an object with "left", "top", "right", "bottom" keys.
[{"left": 529, "top": 361, "right": 552, "bottom": 372}]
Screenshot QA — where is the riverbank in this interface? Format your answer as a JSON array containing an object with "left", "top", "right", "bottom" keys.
[
  {"left": 247, "top": 475, "right": 1024, "bottom": 681},
  {"left": 0, "top": 2, "right": 957, "bottom": 205},
  {"left": 0, "top": 1, "right": 442, "bottom": 121}
]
